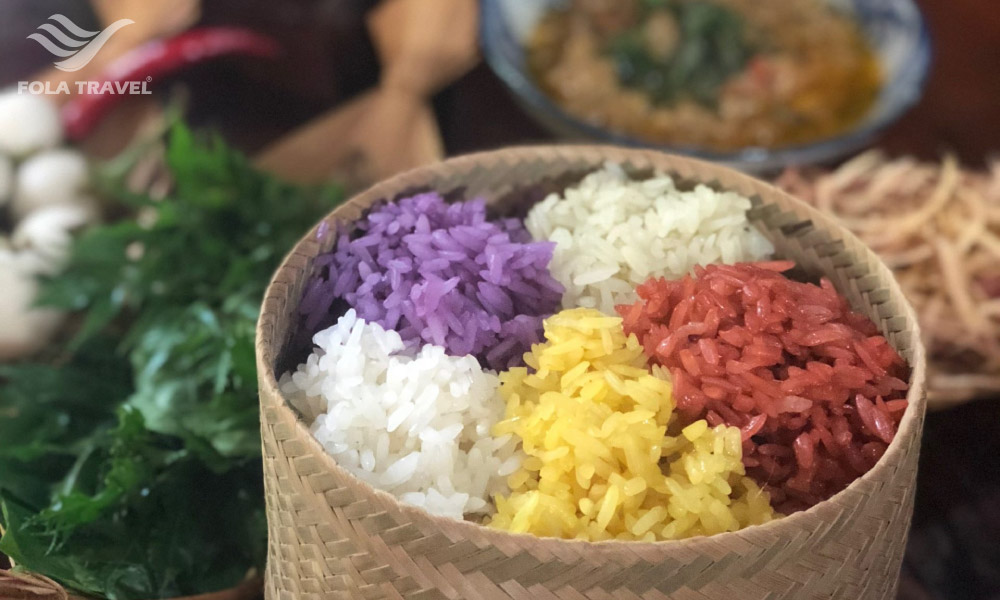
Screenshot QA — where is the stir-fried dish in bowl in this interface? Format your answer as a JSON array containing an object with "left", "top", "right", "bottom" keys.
[{"left": 482, "top": 0, "right": 929, "bottom": 171}]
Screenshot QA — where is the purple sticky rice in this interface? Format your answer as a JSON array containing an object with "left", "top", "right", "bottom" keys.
[{"left": 298, "top": 192, "right": 564, "bottom": 370}]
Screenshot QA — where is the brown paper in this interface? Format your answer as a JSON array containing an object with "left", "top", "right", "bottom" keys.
[{"left": 255, "top": 146, "right": 927, "bottom": 600}]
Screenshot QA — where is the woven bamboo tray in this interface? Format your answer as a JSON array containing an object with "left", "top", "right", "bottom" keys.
[
  {"left": 255, "top": 146, "right": 928, "bottom": 600},
  {"left": 0, "top": 568, "right": 261, "bottom": 600}
]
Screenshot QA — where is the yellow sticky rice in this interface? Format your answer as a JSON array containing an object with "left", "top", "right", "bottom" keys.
[{"left": 488, "top": 308, "right": 777, "bottom": 541}]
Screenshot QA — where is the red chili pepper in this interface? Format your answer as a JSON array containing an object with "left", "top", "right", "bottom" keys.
[{"left": 62, "top": 27, "right": 281, "bottom": 140}]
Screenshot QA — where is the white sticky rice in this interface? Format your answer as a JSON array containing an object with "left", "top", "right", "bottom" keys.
[
  {"left": 279, "top": 309, "right": 521, "bottom": 519},
  {"left": 525, "top": 163, "right": 775, "bottom": 313}
]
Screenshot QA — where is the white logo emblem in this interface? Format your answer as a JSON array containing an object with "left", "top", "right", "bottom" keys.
[{"left": 28, "top": 14, "right": 134, "bottom": 72}]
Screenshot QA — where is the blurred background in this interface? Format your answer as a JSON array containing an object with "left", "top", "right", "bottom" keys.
[
  {"left": 0, "top": 0, "right": 996, "bottom": 165},
  {"left": 1, "top": 1, "right": 999, "bottom": 599}
]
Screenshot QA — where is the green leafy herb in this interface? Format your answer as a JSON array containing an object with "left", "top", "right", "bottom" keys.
[
  {"left": 0, "top": 123, "right": 342, "bottom": 599},
  {"left": 0, "top": 341, "right": 132, "bottom": 511},
  {"left": 609, "top": 0, "right": 756, "bottom": 107}
]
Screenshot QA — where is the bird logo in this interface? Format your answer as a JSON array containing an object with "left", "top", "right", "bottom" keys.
[{"left": 27, "top": 14, "right": 134, "bottom": 73}]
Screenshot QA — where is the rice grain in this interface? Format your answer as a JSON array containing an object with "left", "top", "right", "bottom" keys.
[
  {"left": 525, "top": 164, "right": 774, "bottom": 313},
  {"left": 280, "top": 309, "right": 521, "bottom": 519}
]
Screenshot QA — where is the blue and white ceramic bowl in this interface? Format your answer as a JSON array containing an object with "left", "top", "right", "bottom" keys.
[{"left": 480, "top": 0, "right": 931, "bottom": 173}]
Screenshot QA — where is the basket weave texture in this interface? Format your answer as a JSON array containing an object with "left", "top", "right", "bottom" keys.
[
  {"left": 0, "top": 568, "right": 261, "bottom": 600},
  {"left": 256, "top": 147, "right": 927, "bottom": 600}
]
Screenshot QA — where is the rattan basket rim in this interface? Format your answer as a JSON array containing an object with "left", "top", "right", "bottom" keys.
[{"left": 256, "top": 145, "right": 927, "bottom": 556}]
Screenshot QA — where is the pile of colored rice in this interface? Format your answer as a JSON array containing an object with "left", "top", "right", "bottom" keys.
[
  {"left": 282, "top": 166, "right": 912, "bottom": 528},
  {"left": 298, "top": 192, "right": 564, "bottom": 370},
  {"left": 524, "top": 164, "right": 774, "bottom": 314},
  {"left": 618, "top": 262, "right": 910, "bottom": 512},
  {"left": 279, "top": 309, "right": 521, "bottom": 518},
  {"left": 488, "top": 308, "right": 776, "bottom": 540}
]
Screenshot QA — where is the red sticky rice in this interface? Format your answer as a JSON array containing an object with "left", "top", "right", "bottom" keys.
[{"left": 617, "top": 261, "right": 910, "bottom": 513}]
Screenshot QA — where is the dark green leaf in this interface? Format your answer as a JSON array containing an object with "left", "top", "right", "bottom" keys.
[
  {"left": 0, "top": 121, "right": 343, "bottom": 599},
  {"left": 608, "top": 0, "right": 756, "bottom": 108}
]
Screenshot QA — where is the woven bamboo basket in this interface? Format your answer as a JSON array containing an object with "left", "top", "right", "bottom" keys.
[{"left": 255, "top": 146, "right": 928, "bottom": 600}]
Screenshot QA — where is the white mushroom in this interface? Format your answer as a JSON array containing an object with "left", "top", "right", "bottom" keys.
[
  {"left": 12, "top": 203, "right": 95, "bottom": 274},
  {"left": 11, "top": 149, "right": 92, "bottom": 221},
  {"left": 0, "top": 155, "right": 12, "bottom": 206},
  {"left": 0, "top": 92, "right": 63, "bottom": 158},
  {"left": 0, "top": 250, "right": 65, "bottom": 361}
]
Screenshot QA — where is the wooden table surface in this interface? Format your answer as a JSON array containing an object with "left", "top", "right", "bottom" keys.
[{"left": 2, "top": 1, "right": 999, "bottom": 599}]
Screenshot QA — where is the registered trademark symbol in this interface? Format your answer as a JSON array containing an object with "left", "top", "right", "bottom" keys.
[{"left": 146, "top": 76, "right": 152, "bottom": 82}]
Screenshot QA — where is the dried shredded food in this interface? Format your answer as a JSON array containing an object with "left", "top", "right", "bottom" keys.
[
  {"left": 618, "top": 262, "right": 909, "bottom": 512},
  {"left": 778, "top": 152, "right": 1000, "bottom": 405}
]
